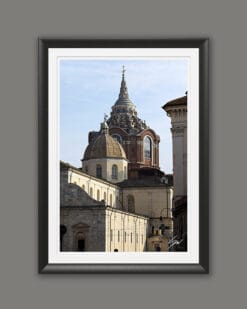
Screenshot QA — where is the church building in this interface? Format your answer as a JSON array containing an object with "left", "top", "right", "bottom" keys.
[{"left": 60, "top": 67, "right": 174, "bottom": 252}]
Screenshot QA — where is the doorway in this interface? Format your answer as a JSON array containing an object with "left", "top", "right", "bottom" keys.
[{"left": 78, "top": 239, "right": 85, "bottom": 251}]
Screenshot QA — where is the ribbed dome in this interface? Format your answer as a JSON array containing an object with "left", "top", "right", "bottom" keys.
[{"left": 83, "top": 124, "right": 127, "bottom": 160}]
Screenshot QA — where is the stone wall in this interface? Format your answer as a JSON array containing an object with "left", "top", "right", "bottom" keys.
[
  {"left": 105, "top": 207, "right": 149, "bottom": 252},
  {"left": 61, "top": 206, "right": 149, "bottom": 252},
  {"left": 61, "top": 206, "right": 106, "bottom": 251},
  {"left": 61, "top": 162, "right": 120, "bottom": 208},
  {"left": 82, "top": 157, "right": 128, "bottom": 183}
]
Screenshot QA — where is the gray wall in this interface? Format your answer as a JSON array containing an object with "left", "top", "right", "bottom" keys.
[{"left": 0, "top": 0, "right": 246, "bottom": 308}]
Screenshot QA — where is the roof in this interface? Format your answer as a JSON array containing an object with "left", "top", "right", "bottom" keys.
[
  {"left": 117, "top": 178, "right": 168, "bottom": 188},
  {"left": 83, "top": 122, "right": 127, "bottom": 160},
  {"left": 60, "top": 161, "right": 119, "bottom": 188},
  {"left": 162, "top": 95, "right": 187, "bottom": 110},
  {"left": 60, "top": 182, "right": 104, "bottom": 207}
]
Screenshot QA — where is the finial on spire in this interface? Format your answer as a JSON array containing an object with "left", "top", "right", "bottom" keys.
[
  {"left": 104, "top": 113, "right": 108, "bottom": 122},
  {"left": 122, "top": 65, "right": 126, "bottom": 78}
]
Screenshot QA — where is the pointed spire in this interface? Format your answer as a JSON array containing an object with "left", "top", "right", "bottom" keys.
[
  {"left": 119, "top": 65, "right": 129, "bottom": 100},
  {"left": 113, "top": 66, "right": 135, "bottom": 108}
]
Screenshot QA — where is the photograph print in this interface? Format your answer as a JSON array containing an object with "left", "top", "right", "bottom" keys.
[
  {"left": 39, "top": 40, "right": 208, "bottom": 273},
  {"left": 60, "top": 59, "right": 187, "bottom": 252}
]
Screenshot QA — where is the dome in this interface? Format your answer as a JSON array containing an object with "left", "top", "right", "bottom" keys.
[{"left": 83, "top": 122, "right": 127, "bottom": 161}]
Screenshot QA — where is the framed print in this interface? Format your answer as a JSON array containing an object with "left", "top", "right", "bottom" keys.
[{"left": 38, "top": 39, "right": 209, "bottom": 273}]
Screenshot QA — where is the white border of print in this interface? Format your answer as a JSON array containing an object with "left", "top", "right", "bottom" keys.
[{"left": 48, "top": 48, "right": 199, "bottom": 264}]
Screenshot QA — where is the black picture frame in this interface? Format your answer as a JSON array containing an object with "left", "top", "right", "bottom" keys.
[{"left": 38, "top": 38, "right": 209, "bottom": 274}]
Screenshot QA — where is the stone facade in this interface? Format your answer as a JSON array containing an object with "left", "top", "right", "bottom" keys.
[
  {"left": 60, "top": 161, "right": 173, "bottom": 251},
  {"left": 82, "top": 157, "right": 128, "bottom": 184},
  {"left": 60, "top": 164, "right": 149, "bottom": 252},
  {"left": 61, "top": 206, "right": 107, "bottom": 251},
  {"left": 61, "top": 206, "right": 149, "bottom": 252},
  {"left": 60, "top": 67, "right": 175, "bottom": 252},
  {"left": 122, "top": 186, "right": 173, "bottom": 233},
  {"left": 105, "top": 207, "right": 148, "bottom": 252},
  {"left": 163, "top": 94, "right": 187, "bottom": 251},
  {"left": 62, "top": 162, "right": 120, "bottom": 208}
]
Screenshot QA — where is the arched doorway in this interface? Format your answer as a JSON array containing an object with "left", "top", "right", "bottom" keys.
[
  {"left": 76, "top": 232, "right": 85, "bottom": 251},
  {"left": 72, "top": 222, "right": 90, "bottom": 251}
]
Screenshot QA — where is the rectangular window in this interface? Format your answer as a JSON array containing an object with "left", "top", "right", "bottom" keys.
[
  {"left": 96, "top": 165, "right": 102, "bottom": 178},
  {"left": 112, "top": 165, "right": 118, "bottom": 179}
]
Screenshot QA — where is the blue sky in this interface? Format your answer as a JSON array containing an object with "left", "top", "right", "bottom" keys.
[{"left": 60, "top": 59, "right": 188, "bottom": 174}]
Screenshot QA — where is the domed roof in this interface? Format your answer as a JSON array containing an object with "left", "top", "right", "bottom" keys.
[{"left": 83, "top": 121, "right": 127, "bottom": 160}]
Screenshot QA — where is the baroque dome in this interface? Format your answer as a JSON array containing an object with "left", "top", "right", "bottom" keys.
[
  {"left": 107, "top": 66, "right": 148, "bottom": 134},
  {"left": 83, "top": 121, "right": 127, "bottom": 161}
]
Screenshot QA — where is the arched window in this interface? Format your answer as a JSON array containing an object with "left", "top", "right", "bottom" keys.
[
  {"left": 127, "top": 195, "right": 135, "bottom": 213},
  {"left": 112, "top": 164, "right": 118, "bottom": 179},
  {"left": 97, "top": 189, "right": 100, "bottom": 201},
  {"left": 90, "top": 187, "right": 93, "bottom": 197},
  {"left": 110, "top": 194, "right": 113, "bottom": 206},
  {"left": 144, "top": 136, "right": 152, "bottom": 159},
  {"left": 96, "top": 164, "right": 102, "bottom": 178},
  {"left": 82, "top": 184, "right": 85, "bottom": 191},
  {"left": 103, "top": 192, "right": 106, "bottom": 202}
]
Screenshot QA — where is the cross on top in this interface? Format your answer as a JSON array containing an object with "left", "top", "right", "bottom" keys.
[{"left": 122, "top": 65, "right": 126, "bottom": 77}]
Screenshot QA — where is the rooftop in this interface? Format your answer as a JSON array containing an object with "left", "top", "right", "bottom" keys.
[{"left": 162, "top": 94, "right": 187, "bottom": 110}]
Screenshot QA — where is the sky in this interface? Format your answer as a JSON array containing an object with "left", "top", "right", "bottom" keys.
[{"left": 60, "top": 59, "right": 188, "bottom": 174}]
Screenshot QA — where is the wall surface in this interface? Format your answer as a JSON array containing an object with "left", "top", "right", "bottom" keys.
[
  {"left": 68, "top": 167, "right": 120, "bottom": 206},
  {"left": 0, "top": 0, "right": 247, "bottom": 308}
]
